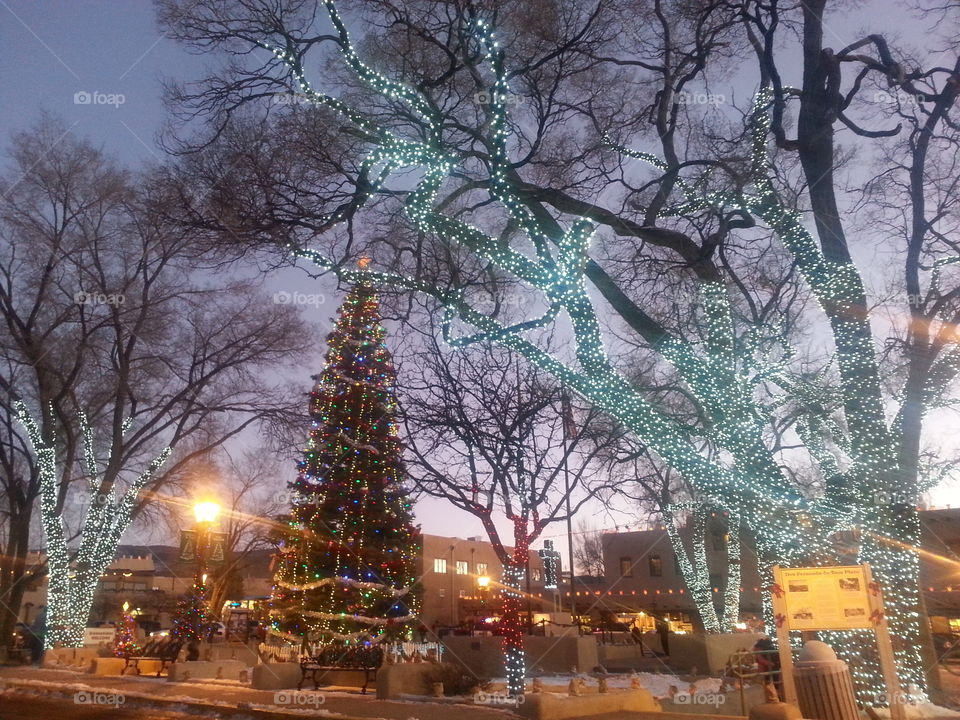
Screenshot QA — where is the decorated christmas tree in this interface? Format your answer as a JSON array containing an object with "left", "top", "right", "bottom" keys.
[
  {"left": 269, "top": 274, "right": 420, "bottom": 650},
  {"left": 113, "top": 605, "right": 141, "bottom": 658},
  {"left": 171, "top": 580, "right": 211, "bottom": 643}
]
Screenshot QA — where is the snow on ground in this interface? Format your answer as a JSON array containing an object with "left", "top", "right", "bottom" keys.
[
  {"left": 486, "top": 671, "right": 721, "bottom": 698},
  {"left": 866, "top": 704, "right": 960, "bottom": 719}
]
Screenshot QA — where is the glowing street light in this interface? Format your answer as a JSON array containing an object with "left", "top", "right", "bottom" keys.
[
  {"left": 193, "top": 501, "right": 221, "bottom": 524},
  {"left": 477, "top": 575, "right": 491, "bottom": 589}
]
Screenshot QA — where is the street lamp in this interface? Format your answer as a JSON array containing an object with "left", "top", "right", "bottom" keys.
[
  {"left": 193, "top": 501, "right": 221, "bottom": 525},
  {"left": 192, "top": 500, "right": 221, "bottom": 640},
  {"left": 477, "top": 575, "right": 490, "bottom": 617}
]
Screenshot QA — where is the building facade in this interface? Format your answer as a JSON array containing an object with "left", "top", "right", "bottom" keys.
[
  {"left": 597, "top": 508, "right": 960, "bottom": 633},
  {"left": 417, "top": 534, "right": 555, "bottom": 627}
]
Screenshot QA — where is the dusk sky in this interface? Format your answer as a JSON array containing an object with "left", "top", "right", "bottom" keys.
[{"left": 2, "top": 0, "right": 956, "bottom": 566}]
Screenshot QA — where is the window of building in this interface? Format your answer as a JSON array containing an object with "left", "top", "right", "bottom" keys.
[
  {"left": 619, "top": 557, "right": 633, "bottom": 577},
  {"left": 459, "top": 589, "right": 466, "bottom": 598},
  {"left": 434, "top": 558, "right": 447, "bottom": 574},
  {"left": 649, "top": 554, "right": 662, "bottom": 577},
  {"left": 456, "top": 560, "right": 469, "bottom": 575},
  {"left": 476, "top": 562, "right": 488, "bottom": 576},
  {"left": 439, "top": 587, "right": 445, "bottom": 598},
  {"left": 532, "top": 568, "right": 541, "bottom": 581}
]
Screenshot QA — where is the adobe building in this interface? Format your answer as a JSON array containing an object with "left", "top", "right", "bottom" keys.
[
  {"left": 597, "top": 507, "right": 960, "bottom": 635},
  {"left": 417, "top": 533, "right": 555, "bottom": 627}
]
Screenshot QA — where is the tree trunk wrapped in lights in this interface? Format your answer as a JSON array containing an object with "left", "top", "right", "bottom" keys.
[
  {"left": 14, "top": 405, "right": 169, "bottom": 648},
  {"left": 159, "top": 0, "right": 960, "bottom": 699},
  {"left": 501, "top": 527, "right": 529, "bottom": 698},
  {"left": 268, "top": 278, "right": 420, "bottom": 650}
]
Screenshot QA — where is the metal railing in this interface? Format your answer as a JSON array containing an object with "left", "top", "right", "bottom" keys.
[{"left": 723, "top": 648, "right": 784, "bottom": 714}]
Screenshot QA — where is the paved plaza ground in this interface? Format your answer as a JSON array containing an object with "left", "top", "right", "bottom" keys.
[{"left": 1, "top": 665, "right": 959, "bottom": 720}]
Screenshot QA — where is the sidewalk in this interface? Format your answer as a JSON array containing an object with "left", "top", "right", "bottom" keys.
[{"left": 0, "top": 665, "right": 516, "bottom": 720}]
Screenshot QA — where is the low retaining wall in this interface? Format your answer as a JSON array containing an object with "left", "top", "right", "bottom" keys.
[
  {"left": 89, "top": 657, "right": 126, "bottom": 675},
  {"left": 599, "top": 640, "right": 660, "bottom": 669},
  {"left": 669, "top": 633, "right": 763, "bottom": 674},
  {"left": 206, "top": 642, "right": 260, "bottom": 665},
  {"left": 376, "top": 662, "right": 437, "bottom": 699},
  {"left": 442, "top": 636, "right": 599, "bottom": 677},
  {"left": 250, "top": 661, "right": 370, "bottom": 691},
  {"left": 44, "top": 647, "right": 103, "bottom": 671},
  {"left": 168, "top": 660, "right": 248, "bottom": 682},
  {"left": 252, "top": 662, "right": 301, "bottom": 690},
  {"left": 518, "top": 689, "right": 661, "bottom": 720}
]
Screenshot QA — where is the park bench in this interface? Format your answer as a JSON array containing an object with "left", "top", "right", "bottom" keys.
[
  {"left": 123, "top": 637, "right": 184, "bottom": 677},
  {"left": 298, "top": 645, "right": 383, "bottom": 694}
]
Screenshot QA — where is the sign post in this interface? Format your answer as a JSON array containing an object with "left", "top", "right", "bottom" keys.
[{"left": 771, "top": 563, "right": 904, "bottom": 720}]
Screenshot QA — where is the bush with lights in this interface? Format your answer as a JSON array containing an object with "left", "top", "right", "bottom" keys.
[
  {"left": 113, "top": 608, "right": 141, "bottom": 658},
  {"left": 171, "top": 580, "right": 212, "bottom": 643}
]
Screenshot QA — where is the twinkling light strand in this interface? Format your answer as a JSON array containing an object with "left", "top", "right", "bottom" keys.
[
  {"left": 14, "top": 401, "right": 170, "bottom": 648},
  {"left": 268, "top": 280, "right": 420, "bottom": 653},
  {"left": 250, "top": 5, "right": 939, "bottom": 697}
]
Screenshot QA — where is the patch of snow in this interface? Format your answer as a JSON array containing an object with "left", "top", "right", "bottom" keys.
[
  {"left": 485, "top": 671, "right": 721, "bottom": 699},
  {"left": 867, "top": 703, "right": 960, "bottom": 719}
]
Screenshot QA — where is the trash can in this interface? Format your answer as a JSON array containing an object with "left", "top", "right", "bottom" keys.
[{"left": 793, "top": 641, "right": 860, "bottom": 720}]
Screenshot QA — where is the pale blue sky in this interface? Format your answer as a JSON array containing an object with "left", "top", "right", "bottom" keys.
[{"left": 1, "top": 1, "right": 955, "bottom": 569}]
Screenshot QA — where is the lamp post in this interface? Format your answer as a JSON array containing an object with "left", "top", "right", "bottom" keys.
[
  {"left": 192, "top": 500, "right": 221, "bottom": 636},
  {"left": 476, "top": 576, "right": 490, "bottom": 635}
]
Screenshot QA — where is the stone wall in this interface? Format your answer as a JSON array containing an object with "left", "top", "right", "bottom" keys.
[
  {"left": 375, "top": 662, "right": 438, "bottom": 699},
  {"left": 518, "top": 688, "right": 661, "bottom": 720},
  {"left": 441, "top": 635, "right": 599, "bottom": 677},
  {"left": 668, "top": 632, "right": 764, "bottom": 673}
]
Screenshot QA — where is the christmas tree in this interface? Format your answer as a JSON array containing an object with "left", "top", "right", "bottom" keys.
[
  {"left": 269, "top": 275, "right": 420, "bottom": 650},
  {"left": 113, "top": 606, "right": 141, "bottom": 658},
  {"left": 171, "top": 580, "right": 211, "bottom": 643}
]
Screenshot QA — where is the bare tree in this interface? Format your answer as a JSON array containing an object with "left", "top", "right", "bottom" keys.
[
  {"left": 573, "top": 521, "right": 605, "bottom": 578},
  {"left": 0, "top": 117, "right": 311, "bottom": 648},
  {"left": 399, "top": 324, "right": 617, "bottom": 693},
  {"left": 156, "top": 0, "right": 960, "bottom": 698}
]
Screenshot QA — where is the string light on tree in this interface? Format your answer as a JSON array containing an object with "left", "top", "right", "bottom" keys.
[
  {"left": 235, "top": 1, "right": 942, "bottom": 699},
  {"left": 268, "top": 267, "right": 420, "bottom": 653},
  {"left": 14, "top": 402, "right": 170, "bottom": 648}
]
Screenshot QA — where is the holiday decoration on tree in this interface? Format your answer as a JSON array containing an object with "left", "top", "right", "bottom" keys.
[
  {"left": 171, "top": 580, "right": 211, "bottom": 643},
  {"left": 113, "top": 604, "right": 141, "bottom": 658},
  {"left": 164, "top": 0, "right": 948, "bottom": 699},
  {"left": 269, "top": 272, "right": 420, "bottom": 650}
]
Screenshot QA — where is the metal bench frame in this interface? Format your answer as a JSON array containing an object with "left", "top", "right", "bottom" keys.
[{"left": 123, "top": 639, "right": 184, "bottom": 677}]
